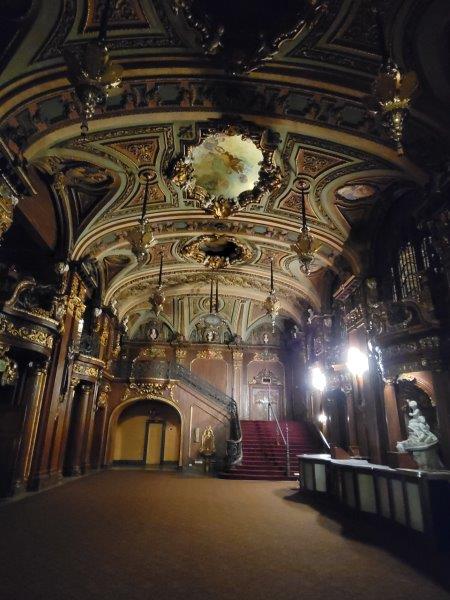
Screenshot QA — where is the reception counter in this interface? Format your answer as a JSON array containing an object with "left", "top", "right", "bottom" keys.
[{"left": 298, "top": 454, "right": 450, "bottom": 549}]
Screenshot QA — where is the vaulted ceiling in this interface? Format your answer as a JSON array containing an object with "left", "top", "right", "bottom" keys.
[{"left": 1, "top": 0, "right": 449, "bottom": 336}]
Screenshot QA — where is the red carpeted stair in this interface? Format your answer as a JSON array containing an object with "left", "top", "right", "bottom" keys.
[{"left": 220, "top": 420, "right": 323, "bottom": 481}]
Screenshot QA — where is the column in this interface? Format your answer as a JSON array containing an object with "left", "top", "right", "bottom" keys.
[
  {"left": 383, "top": 377, "right": 402, "bottom": 451},
  {"left": 68, "top": 383, "right": 91, "bottom": 476},
  {"left": 14, "top": 361, "right": 49, "bottom": 491},
  {"left": 81, "top": 384, "right": 97, "bottom": 473},
  {"left": 56, "top": 376, "right": 80, "bottom": 472},
  {"left": 232, "top": 350, "right": 243, "bottom": 415}
]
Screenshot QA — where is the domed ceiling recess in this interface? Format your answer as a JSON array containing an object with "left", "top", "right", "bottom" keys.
[{"left": 1, "top": 0, "right": 446, "bottom": 340}]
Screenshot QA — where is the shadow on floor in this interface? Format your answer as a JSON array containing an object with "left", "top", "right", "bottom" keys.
[{"left": 276, "top": 486, "right": 450, "bottom": 594}]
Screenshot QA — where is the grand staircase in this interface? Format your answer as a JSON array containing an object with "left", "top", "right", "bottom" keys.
[{"left": 220, "top": 419, "right": 323, "bottom": 480}]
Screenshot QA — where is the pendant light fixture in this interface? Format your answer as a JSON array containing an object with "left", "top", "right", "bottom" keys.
[
  {"left": 368, "top": 7, "right": 418, "bottom": 155},
  {"left": 263, "top": 257, "right": 280, "bottom": 332},
  {"left": 128, "top": 176, "right": 155, "bottom": 265},
  {"left": 149, "top": 251, "right": 166, "bottom": 316},
  {"left": 291, "top": 181, "right": 315, "bottom": 275},
  {"left": 64, "top": 0, "right": 123, "bottom": 136}
]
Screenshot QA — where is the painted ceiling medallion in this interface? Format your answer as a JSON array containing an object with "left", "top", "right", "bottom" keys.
[
  {"left": 171, "top": 125, "right": 282, "bottom": 219},
  {"left": 181, "top": 234, "right": 253, "bottom": 270},
  {"left": 336, "top": 184, "right": 377, "bottom": 201}
]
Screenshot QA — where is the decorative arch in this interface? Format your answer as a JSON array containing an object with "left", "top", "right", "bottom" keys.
[{"left": 105, "top": 395, "right": 184, "bottom": 468}]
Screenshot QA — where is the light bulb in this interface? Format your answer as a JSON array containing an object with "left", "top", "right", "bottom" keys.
[
  {"left": 311, "top": 366, "right": 326, "bottom": 392},
  {"left": 346, "top": 346, "right": 369, "bottom": 376}
]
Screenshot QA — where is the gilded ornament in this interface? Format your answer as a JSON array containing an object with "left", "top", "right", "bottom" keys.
[
  {"left": 137, "top": 347, "right": 166, "bottom": 359},
  {"left": 252, "top": 351, "right": 279, "bottom": 362},
  {"left": 181, "top": 234, "right": 253, "bottom": 270},
  {"left": 0, "top": 343, "right": 19, "bottom": 386},
  {"left": 196, "top": 349, "right": 224, "bottom": 360},
  {"left": 170, "top": 125, "right": 281, "bottom": 218},
  {"left": 0, "top": 313, "right": 54, "bottom": 349},
  {"left": 96, "top": 383, "right": 111, "bottom": 410},
  {"left": 73, "top": 362, "right": 99, "bottom": 378},
  {"left": 123, "top": 381, "right": 175, "bottom": 402},
  {"left": 0, "top": 184, "right": 18, "bottom": 243},
  {"left": 200, "top": 426, "right": 216, "bottom": 456}
]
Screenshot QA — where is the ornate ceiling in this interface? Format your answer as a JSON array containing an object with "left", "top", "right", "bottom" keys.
[{"left": 1, "top": 0, "right": 448, "bottom": 337}]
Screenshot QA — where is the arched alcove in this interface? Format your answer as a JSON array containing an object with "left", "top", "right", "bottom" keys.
[{"left": 111, "top": 400, "right": 182, "bottom": 468}]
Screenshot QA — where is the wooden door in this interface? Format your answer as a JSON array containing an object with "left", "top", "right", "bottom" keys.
[{"left": 145, "top": 422, "right": 164, "bottom": 465}]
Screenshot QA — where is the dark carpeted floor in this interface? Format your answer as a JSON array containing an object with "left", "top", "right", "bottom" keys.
[{"left": 0, "top": 470, "right": 449, "bottom": 600}]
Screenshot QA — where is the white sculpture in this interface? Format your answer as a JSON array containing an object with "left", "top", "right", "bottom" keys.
[{"left": 396, "top": 400, "right": 441, "bottom": 470}]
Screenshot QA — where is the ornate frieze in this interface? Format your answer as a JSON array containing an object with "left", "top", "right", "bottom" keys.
[
  {"left": 0, "top": 313, "right": 54, "bottom": 350},
  {"left": 137, "top": 347, "right": 166, "bottom": 359},
  {"left": 73, "top": 362, "right": 99, "bottom": 379},
  {"left": 122, "top": 381, "right": 175, "bottom": 402},
  {"left": 252, "top": 351, "right": 278, "bottom": 362},
  {"left": 196, "top": 349, "right": 224, "bottom": 360}
]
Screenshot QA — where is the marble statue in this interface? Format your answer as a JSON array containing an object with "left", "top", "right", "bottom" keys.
[
  {"left": 200, "top": 426, "right": 216, "bottom": 456},
  {"left": 397, "top": 400, "right": 441, "bottom": 470}
]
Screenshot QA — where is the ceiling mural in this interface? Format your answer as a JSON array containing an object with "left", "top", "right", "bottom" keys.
[{"left": 0, "top": 0, "right": 448, "bottom": 336}]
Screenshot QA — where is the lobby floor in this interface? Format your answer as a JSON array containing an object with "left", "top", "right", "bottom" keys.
[{"left": 0, "top": 470, "right": 449, "bottom": 600}]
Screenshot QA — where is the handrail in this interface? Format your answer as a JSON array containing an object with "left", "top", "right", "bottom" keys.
[
  {"left": 268, "top": 402, "right": 290, "bottom": 477},
  {"left": 169, "top": 362, "right": 233, "bottom": 409},
  {"left": 318, "top": 428, "right": 331, "bottom": 451},
  {"left": 268, "top": 402, "right": 286, "bottom": 445},
  {"left": 169, "top": 361, "right": 242, "bottom": 467}
]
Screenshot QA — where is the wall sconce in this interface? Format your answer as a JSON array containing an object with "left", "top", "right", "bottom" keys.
[
  {"left": 346, "top": 346, "right": 369, "bottom": 377},
  {"left": 311, "top": 366, "right": 326, "bottom": 392},
  {"left": 318, "top": 412, "right": 327, "bottom": 424}
]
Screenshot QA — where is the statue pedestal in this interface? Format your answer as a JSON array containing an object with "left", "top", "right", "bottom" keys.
[
  {"left": 201, "top": 453, "right": 216, "bottom": 474},
  {"left": 410, "top": 445, "right": 443, "bottom": 471},
  {"left": 397, "top": 442, "right": 443, "bottom": 470}
]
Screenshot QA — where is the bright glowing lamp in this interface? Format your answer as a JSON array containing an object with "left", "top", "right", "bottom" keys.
[
  {"left": 346, "top": 346, "right": 369, "bottom": 377},
  {"left": 318, "top": 412, "right": 327, "bottom": 424},
  {"left": 311, "top": 366, "right": 326, "bottom": 392}
]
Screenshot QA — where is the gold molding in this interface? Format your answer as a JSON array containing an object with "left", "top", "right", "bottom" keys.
[
  {"left": 196, "top": 349, "right": 224, "bottom": 360},
  {"left": 181, "top": 234, "right": 253, "bottom": 270},
  {"left": 137, "top": 347, "right": 166, "bottom": 359},
  {"left": 252, "top": 351, "right": 278, "bottom": 362},
  {"left": 0, "top": 187, "right": 18, "bottom": 241},
  {"left": 122, "top": 381, "right": 175, "bottom": 402},
  {"left": 73, "top": 362, "right": 99, "bottom": 378},
  {"left": 0, "top": 313, "right": 54, "bottom": 350}
]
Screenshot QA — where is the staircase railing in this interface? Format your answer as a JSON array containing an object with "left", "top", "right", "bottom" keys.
[
  {"left": 268, "top": 402, "right": 290, "bottom": 477},
  {"left": 168, "top": 362, "right": 242, "bottom": 467}
]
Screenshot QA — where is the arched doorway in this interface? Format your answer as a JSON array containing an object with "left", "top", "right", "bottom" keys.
[{"left": 112, "top": 400, "right": 181, "bottom": 468}]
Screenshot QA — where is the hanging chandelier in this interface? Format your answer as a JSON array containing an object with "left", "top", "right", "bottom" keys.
[
  {"left": 149, "top": 251, "right": 166, "bottom": 316},
  {"left": 263, "top": 257, "right": 280, "bottom": 332},
  {"left": 368, "top": 8, "right": 418, "bottom": 155},
  {"left": 64, "top": 0, "right": 122, "bottom": 136},
  {"left": 128, "top": 177, "right": 155, "bottom": 265},
  {"left": 291, "top": 182, "right": 315, "bottom": 275}
]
